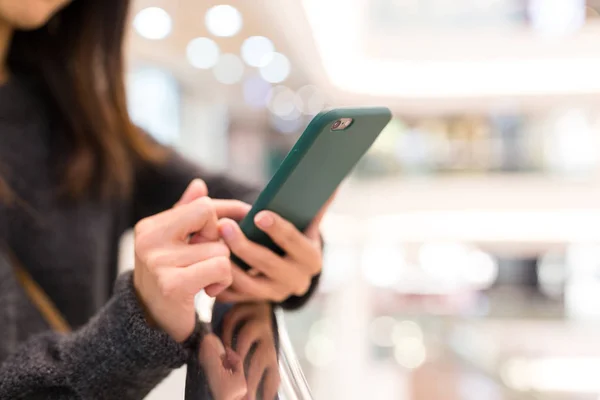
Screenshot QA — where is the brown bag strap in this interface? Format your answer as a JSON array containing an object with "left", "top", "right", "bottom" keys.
[{"left": 8, "top": 250, "right": 72, "bottom": 333}]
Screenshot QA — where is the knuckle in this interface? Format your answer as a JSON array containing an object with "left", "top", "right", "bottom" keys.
[
  {"left": 214, "top": 243, "right": 231, "bottom": 258},
  {"left": 145, "top": 250, "right": 170, "bottom": 269},
  {"left": 134, "top": 221, "right": 159, "bottom": 255},
  {"left": 195, "top": 196, "right": 213, "bottom": 209},
  {"left": 214, "top": 256, "right": 232, "bottom": 278},
  {"left": 280, "top": 227, "right": 296, "bottom": 246},
  {"left": 134, "top": 217, "right": 154, "bottom": 238}
]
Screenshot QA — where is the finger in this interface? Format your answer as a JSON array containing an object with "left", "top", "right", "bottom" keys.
[
  {"left": 198, "top": 333, "right": 226, "bottom": 371},
  {"left": 167, "top": 197, "right": 219, "bottom": 240},
  {"left": 236, "top": 320, "right": 267, "bottom": 362},
  {"left": 177, "top": 256, "right": 232, "bottom": 296},
  {"left": 263, "top": 367, "right": 281, "bottom": 400},
  {"left": 174, "top": 179, "right": 208, "bottom": 207},
  {"left": 198, "top": 336, "right": 247, "bottom": 399},
  {"left": 222, "top": 305, "right": 258, "bottom": 348},
  {"left": 216, "top": 288, "right": 254, "bottom": 304},
  {"left": 305, "top": 191, "right": 336, "bottom": 239},
  {"left": 228, "top": 264, "right": 285, "bottom": 301},
  {"left": 205, "top": 282, "right": 228, "bottom": 297},
  {"left": 253, "top": 211, "right": 319, "bottom": 266},
  {"left": 247, "top": 351, "right": 269, "bottom": 400},
  {"left": 147, "top": 242, "right": 229, "bottom": 269},
  {"left": 212, "top": 199, "right": 252, "bottom": 221},
  {"left": 234, "top": 256, "right": 310, "bottom": 297},
  {"left": 189, "top": 199, "right": 250, "bottom": 242},
  {"left": 219, "top": 219, "right": 291, "bottom": 281}
]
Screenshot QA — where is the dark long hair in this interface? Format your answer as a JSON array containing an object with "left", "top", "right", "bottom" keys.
[{"left": 4, "top": 0, "right": 165, "bottom": 200}]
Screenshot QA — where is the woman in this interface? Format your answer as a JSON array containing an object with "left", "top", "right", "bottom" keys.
[{"left": 0, "top": 0, "right": 324, "bottom": 398}]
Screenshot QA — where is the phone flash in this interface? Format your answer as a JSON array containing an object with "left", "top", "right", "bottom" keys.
[{"left": 331, "top": 118, "right": 354, "bottom": 131}]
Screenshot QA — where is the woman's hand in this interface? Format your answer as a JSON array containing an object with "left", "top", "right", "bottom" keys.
[
  {"left": 216, "top": 199, "right": 331, "bottom": 303},
  {"left": 133, "top": 180, "right": 241, "bottom": 342}
]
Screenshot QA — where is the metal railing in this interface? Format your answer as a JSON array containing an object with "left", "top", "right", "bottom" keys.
[{"left": 276, "top": 309, "right": 314, "bottom": 400}]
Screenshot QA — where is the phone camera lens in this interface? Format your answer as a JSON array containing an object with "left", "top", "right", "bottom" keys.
[{"left": 331, "top": 120, "right": 342, "bottom": 130}]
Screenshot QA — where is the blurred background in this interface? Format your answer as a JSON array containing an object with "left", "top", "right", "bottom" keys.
[{"left": 125, "top": 0, "right": 600, "bottom": 399}]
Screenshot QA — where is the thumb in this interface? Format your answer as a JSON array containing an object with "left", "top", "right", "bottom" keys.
[{"left": 175, "top": 179, "right": 208, "bottom": 208}]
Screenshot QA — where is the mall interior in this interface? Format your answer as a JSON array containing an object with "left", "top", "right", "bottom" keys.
[{"left": 124, "top": 0, "right": 600, "bottom": 399}]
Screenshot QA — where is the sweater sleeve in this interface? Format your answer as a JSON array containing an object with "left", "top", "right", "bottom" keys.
[{"left": 0, "top": 271, "right": 192, "bottom": 400}]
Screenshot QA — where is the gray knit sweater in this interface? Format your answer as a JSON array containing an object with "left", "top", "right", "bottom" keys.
[{"left": 0, "top": 77, "right": 318, "bottom": 399}]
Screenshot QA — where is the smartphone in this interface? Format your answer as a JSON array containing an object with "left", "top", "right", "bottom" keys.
[{"left": 233, "top": 107, "right": 392, "bottom": 270}]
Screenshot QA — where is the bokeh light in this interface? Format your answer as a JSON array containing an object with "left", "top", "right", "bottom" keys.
[
  {"left": 537, "top": 251, "right": 567, "bottom": 299},
  {"left": 305, "top": 334, "right": 335, "bottom": 367},
  {"left": 205, "top": 5, "right": 242, "bottom": 37},
  {"left": 394, "top": 335, "right": 427, "bottom": 369},
  {"left": 361, "top": 245, "right": 405, "bottom": 288},
  {"left": 529, "top": 0, "right": 586, "bottom": 36},
  {"left": 392, "top": 320, "right": 424, "bottom": 346},
  {"left": 133, "top": 7, "right": 172, "bottom": 40},
  {"left": 212, "top": 54, "right": 244, "bottom": 84},
  {"left": 241, "top": 36, "right": 275, "bottom": 67},
  {"left": 296, "top": 85, "right": 327, "bottom": 115},
  {"left": 186, "top": 37, "right": 220, "bottom": 69},
  {"left": 309, "top": 318, "right": 334, "bottom": 339},
  {"left": 243, "top": 75, "right": 271, "bottom": 108},
  {"left": 462, "top": 249, "right": 499, "bottom": 289},
  {"left": 419, "top": 242, "right": 469, "bottom": 281},
  {"left": 267, "top": 85, "right": 301, "bottom": 120},
  {"left": 260, "top": 52, "right": 291, "bottom": 83}
]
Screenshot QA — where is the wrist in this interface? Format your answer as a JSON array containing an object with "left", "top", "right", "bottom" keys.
[{"left": 132, "top": 270, "right": 157, "bottom": 329}]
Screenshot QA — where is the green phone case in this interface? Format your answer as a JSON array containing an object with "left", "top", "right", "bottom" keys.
[{"left": 233, "top": 107, "right": 392, "bottom": 270}]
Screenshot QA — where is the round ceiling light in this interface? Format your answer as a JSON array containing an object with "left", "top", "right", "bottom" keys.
[
  {"left": 186, "top": 37, "right": 220, "bottom": 69},
  {"left": 205, "top": 5, "right": 243, "bottom": 37},
  {"left": 133, "top": 7, "right": 172, "bottom": 40},
  {"left": 241, "top": 36, "right": 275, "bottom": 67},
  {"left": 267, "top": 85, "right": 301, "bottom": 120},
  {"left": 259, "top": 52, "right": 291, "bottom": 83},
  {"left": 296, "top": 85, "right": 327, "bottom": 115},
  {"left": 212, "top": 54, "right": 244, "bottom": 84}
]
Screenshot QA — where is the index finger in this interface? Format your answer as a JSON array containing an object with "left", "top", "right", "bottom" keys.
[
  {"left": 160, "top": 197, "right": 219, "bottom": 240},
  {"left": 174, "top": 179, "right": 208, "bottom": 208}
]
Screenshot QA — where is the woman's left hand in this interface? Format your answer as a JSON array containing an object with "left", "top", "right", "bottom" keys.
[{"left": 216, "top": 201, "right": 330, "bottom": 303}]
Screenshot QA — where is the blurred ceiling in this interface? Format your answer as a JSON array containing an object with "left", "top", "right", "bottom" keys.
[
  {"left": 127, "top": 0, "right": 312, "bottom": 100},
  {"left": 127, "top": 0, "right": 600, "bottom": 115}
]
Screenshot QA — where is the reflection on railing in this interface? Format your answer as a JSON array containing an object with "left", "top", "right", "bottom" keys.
[
  {"left": 187, "top": 298, "right": 313, "bottom": 400},
  {"left": 276, "top": 309, "right": 314, "bottom": 400}
]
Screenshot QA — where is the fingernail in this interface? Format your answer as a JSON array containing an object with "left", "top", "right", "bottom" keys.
[
  {"left": 256, "top": 212, "right": 274, "bottom": 228},
  {"left": 220, "top": 223, "right": 235, "bottom": 239}
]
